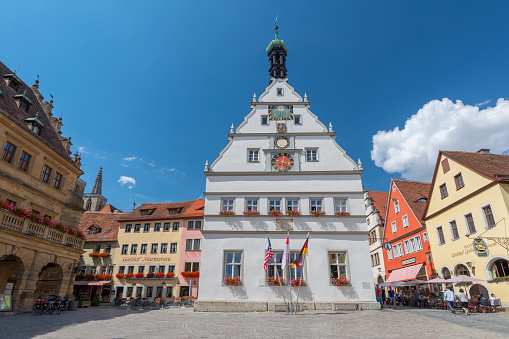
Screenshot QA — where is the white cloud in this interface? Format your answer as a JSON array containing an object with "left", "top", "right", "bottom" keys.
[
  {"left": 78, "top": 146, "right": 87, "bottom": 154},
  {"left": 123, "top": 156, "right": 138, "bottom": 161},
  {"left": 476, "top": 100, "right": 490, "bottom": 106},
  {"left": 148, "top": 162, "right": 156, "bottom": 167},
  {"left": 371, "top": 98, "right": 509, "bottom": 182},
  {"left": 118, "top": 176, "right": 136, "bottom": 189},
  {"left": 160, "top": 167, "right": 176, "bottom": 174}
]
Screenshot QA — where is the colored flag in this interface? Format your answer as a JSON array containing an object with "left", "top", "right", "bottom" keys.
[
  {"left": 264, "top": 238, "right": 274, "bottom": 270},
  {"left": 291, "top": 236, "right": 308, "bottom": 269},
  {"left": 281, "top": 235, "right": 290, "bottom": 269}
]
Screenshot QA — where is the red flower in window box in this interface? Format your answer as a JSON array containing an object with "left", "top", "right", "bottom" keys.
[
  {"left": 311, "top": 210, "right": 326, "bottom": 217},
  {"left": 99, "top": 252, "right": 111, "bottom": 258},
  {"left": 135, "top": 272, "right": 144, "bottom": 278},
  {"left": 75, "top": 274, "right": 84, "bottom": 281},
  {"left": 219, "top": 210, "right": 235, "bottom": 216},
  {"left": 192, "top": 271, "right": 200, "bottom": 277},
  {"left": 116, "top": 273, "right": 125, "bottom": 279},
  {"left": 331, "top": 277, "right": 350, "bottom": 286},
  {"left": 286, "top": 210, "right": 301, "bottom": 216},
  {"left": 224, "top": 277, "right": 241, "bottom": 286},
  {"left": 266, "top": 277, "right": 286, "bottom": 286},
  {"left": 84, "top": 274, "right": 95, "bottom": 281},
  {"left": 156, "top": 272, "right": 164, "bottom": 278},
  {"left": 335, "top": 211, "right": 351, "bottom": 216},
  {"left": 290, "top": 278, "right": 306, "bottom": 287},
  {"left": 146, "top": 273, "right": 155, "bottom": 278},
  {"left": 96, "top": 274, "right": 112, "bottom": 281},
  {"left": 125, "top": 273, "right": 134, "bottom": 278},
  {"left": 88, "top": 252, "right": 100, "bottom": 258},
  {"left": 165, "top": 272, "right": 175, "bottom": 278},
  {"left": 243, "top": 210, "right": 260, "bottom": 216},
  {"left": 181, "top": 271, "right": 190, "bottom": 277},
  {"left": 269, "top": 210, "right": 283, "bottom": 216}
]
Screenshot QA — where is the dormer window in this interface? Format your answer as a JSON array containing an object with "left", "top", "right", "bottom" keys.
[
  {"left": 140, "top": 209, "right": 155, "bottom": 216},
  {"left": 87, "top": 226, "right": 102, "bottom": 235},
  {"left": 416, "top": 198, "right": 427, "bottom": 203},
  {"left": 3, "top": 74, "right": 21, "bottom": 92},
  {"left": 25, "top": 113, "right": 44, "bottom": 136},
  {"left": 14, "top": 90, "right": 32, "bottom": 113},
  {"left": 168, "top": 208, "right": 183, "bottom": 214}
]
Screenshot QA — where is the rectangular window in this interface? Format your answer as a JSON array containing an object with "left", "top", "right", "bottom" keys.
[
  {"left": 387, "top": 248, "right": 393, "bottom": 260},
  {"left": 329, "top": 252, "right": 348, "bottom": 280},
  {"left": 105, "top": 245, "right": 112, "bottom": 253},
  {"left": 393, "top": 243, "right": 404, "bottom": 258},
  {"left": 439, "top": 184, "right": 448, "bottom": 199},
  {"left": 436, "top": 226, "right": 446, "bottom": 245},
  {"left": 41, "top": 165, "right": 52, "bottom": 183},
  {"left": 287, "top": 199, "right": 299, "bottom": 211},
  {"left": 3, "top": 141, "right": 16, "bottom": 163},
  {"left": 53, "top": 172, "right": 63, "bottom": 190},
  {"left": 192, "top": 262, "right": 200, "bottom": 272},
  {"left": 140, "top": 244, "right": 147, "bottom": 254},
  {"left": 168, "top": 265, "right": 175, "bottom": 273},
  {"left": 6, "top": 200, "right": 17, "bottom": 206},
  {"left": 454, "top": 173, "right": 465, "bottom": 190},
  {"left": 172, "top": 222, "right": 180, "bottom": 231},
  {"left": 154, "top": 223, "right": 161, "bottom": 232},
  {"left": 94, "top": 245, "right": 101, "bottom": 252},
  {"left": 149, "top": 265, "right": 156, "bottom": 274},
  {"left": 288, "top": 252, "right": 304, "bottom": 280},
  {"left": 266, "top": 252, "right": 283, "bottom": 279},
  {"left": 138, "top": 266, "right": 145, "bottom": 273},
  {"left": 277, "top": 88, "right": 283, "bottom": 96},
  {"left": 118, "top": 266, "right": 126, "bottom": 274},
  {"left": 188, "top": 220, "right": 203, "bottom": 229},
  {"left": 161, "top": 243, "right": 168, "bottom": 253},
  {"left": 134, "top": 224, "right": 141, "bottom": 232},
  {"left": 221, "top": 199, "right": 234, "bottom": 211},
  {"left": 423, "top": 232, "right": 428, "bottom": 242},
  {"left": 391, "top": 221, "right": 397, "bottom": 233},
  {"left": 449, "top": 220, "right": 460, "bottom": 240},
  {"left": 482, "top": 205, "right": 496, "bottom": 229},
  {"left": 155, "top": 286, "right": 163, "bottom": 298},
  {"left": 186, "top": 239, "right": 202, "bottom": 250},
  {"left": 127, "top": 266, "right": 135, "bottom": 274},
  {"left": 224, "top": 251, "right": 242, "bottom": 279},
  {"left": 18, "top": 151, "right": 31, "bottom": 172},
  {"left": 248, "top": 150, "right": 259, "bottom": 162},
  {"left": 135, "top": 287, "right": 143, "bottom": 298},
  {"left": 184, "top": 262, "right": 192, "bottom": 272},
  {"left": 143, "top": 223, "right": 151, "bottom": 232},
  {"left": 158, "top": 265, "right": 165, "bottom": 273},
  {"left": 465, "top": 213, "right": 477, "bottom": 235},
  {"left": 394, "top": 201, "right": 400, "bottom": 214},
  {"left": 402, "top": 215, "right": 409, "bottom": 228},
  {"left": 310, "top": 199, "right": 322, "bottom": 212},
  {"left": 170, "top": 243, "right": 177, "bottom": 253},
  {"left": 90, "top": 266, "right": 97, "bottom": 274},
  {"left": 130, "top": 244, "right": 138, "bottom": 255},
  {"left": 121, "top": 245, "right": 128, "bottom": 255},
  {"left": 246, "top": 199, "right": 258, "bottom": 211},
  {"left": 269, "top": 199, "right": 281, "bottom": 211},
  {"left": 294, "top": 115, "right": 301, "bottom": 124},
  {"left": 306, "top": 149, "right": 318, "bottom": 162},
  {"left": 125, "top": 224, "right": 132, "bottom": 233},
  {"left": 163, "top": 222, "right": 171, "bottom": 231},
  {"left": 151, "top": 243, "right": 158, "bottom": 254},
  {"left": 261, "top": 116, "right": 268, "bottom": 125},
  {"left": 145, "top": 286, "right": 153, "bottom": 298},
  {"left": 334, "top": 199, "right": 348, "bottom": 213}
]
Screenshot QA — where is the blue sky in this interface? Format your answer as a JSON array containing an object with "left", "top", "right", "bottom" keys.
[{"left": 3, "top": 1, "right": 509, "bottom": 211}]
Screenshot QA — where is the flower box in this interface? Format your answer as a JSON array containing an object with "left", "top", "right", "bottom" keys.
[
  {"left": 165, "top": 272, "right": 175, "bottom": 278},
  {"left": 311, "top": 210, "right": 326, "bottom": 217},
  {"left": 77, "top": 300, "right": 91, "bottom": 308},
  {"left": 290, "top": 278, "right": 306, "bottom": 287},
  {"left": 182, "top": 271, "right": 200, "bottom": 278},
  {"left": 489, "top": 276, "right": 509, "bottom": 283},
  {"left": 125, "top": 273, "right": 135, "bottom": 278},
  {"left": 96, "top": 274, "right": 112, "bottom": 281},
  {"left": 243, "top": 210, "right": 260, "bottom": 216},
  {"left": 134, "top": 273, "right": 144, "bottom": 278},
  {"left": 266, "top": 277, "right": 286, "bottom": 286},
  {"left": 286, "top": 210, "right": 301, "bottom": 216},
  {"left": 219, "top": 210, "right": 235, "bottom": 216},
  {"left": 75, "top": 274, "right": 84, "bottom": 281},
  {"left": 269, "top": 210, "right": 283, "bottom": 217},
  {"left": 156, "top": 272, "right": 165, "bottom": 278},
  {"left": 83, "top": 274, "right": 96, "bottom": 281},
  {"left": 224, "top": 276, "right": 241, "bottom": 286},
  {"left": 89, "top": 252, "right": 111, "bottom": 258},
  {"left": 116, "top": 273, "right": 125, "bottom": 279},
  {"left": 146, "top": 273, "right": 155, "bottom": 278},
  {"left": 331, "top": 277, "right": 350, "bottom": 286},
  {"left": 335, "top": 211, "right": 351, "bottom": 216}
]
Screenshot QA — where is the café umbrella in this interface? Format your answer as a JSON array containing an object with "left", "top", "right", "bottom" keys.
[
  {"left": 446, "top": 275, "right": 483, "bottom": 283},
  {"left": 425, "top": 277, "right": 449, "bottom": 284}
]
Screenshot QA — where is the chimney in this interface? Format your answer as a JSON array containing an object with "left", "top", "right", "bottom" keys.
[{"left": 477, "top": 149, "right": 490, "bottom": 154}]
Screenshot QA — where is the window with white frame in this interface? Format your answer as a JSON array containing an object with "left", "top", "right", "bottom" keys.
[
  {"left": 186, "top": 239, "right": 202, "bottom": 250},
  {"left": 334, "top": 199, "right": 348, "bottom": 213},
  {"left": 170, "top": 243, "right": 177, "bottom": 253},
  {"left": 149, "top": 265, "right": 156, "bottom": 274},
  {"left": 151, "top": 243, "right": 158, "bottom": 254},
  {"left": 187, "top": 220, "right": 202, "bottom": 229},
  {"left": 387, "top": 247, "right": 393, "bottom": 260},
  {"left": 172, "top": 222, "right": 180, "bottom": 231},
  {"left": 287, "top": 199, "right": 299, "bottom": 211},
  {"left": 306, "top": 149, "right": 318, "bottom": 162},
  {"left": 436, "top": 226, "right": 446, "bottom": 245},
  {"left": 392, "top": 184, "right": 396, "bottom": 192},
  {"left": 168, "top": 265, "right": 175, "bottom": 273},
  {"left": 246, "top": 199, "right": 258, "bottom": 211},
  {"left": 294, "top": 115, "right": 301, "bottom": 124},
  {"left": 140, "top": 244, "right": 147, "bottom": 254},
  {"left": 482, "top": 204, "right": 496, "bottom": 229},
  {"left": 310, "top": 199, "right": 322, "bottom": 211},
  {"left": 221, "top": 199, "right": 234, "bottom": 211},
  {"left": 261, "top": 115, "right": 268, "bottom": 125},
  {"left": 143, "top": 223, "right": 150, "bottom": 232},
  {"left": 266, "top": 252, "right": 283, "bottom": 278},
  {"left": 289, "top": 252, "right": 304, "bottom": 280},
  {"left": 224, "top": 251, "right": 242, "bottom": 279},
  {"left": 130, "top": 244, "right": 138, "bottom": 255},
  {"left": 248, "top": 149, "right": 259, "bottom": 162},
  {"left": 184, "top": 262, "right": 200, "bottom": 272},
  {"left": 464, "top": 213, "right": 477, "bottom": 235},
  {"left": 158, "top": 265, "right": 166, "bottom": 273},
  {"left": 404, "top": 235, "right": 423, "bottom": 255},
  {"left": 127, "top": 266, "right": 135, "bottom": 274},
  {"left": 89, "top": 266, "right": 97, "bottom": 274},
  {"left": 392, "top": 243, "right": 404, "bottom": 258},
  {"left": 118, "top": 266, "right": 126, "bottom": 274},
  {"left": 269, "top": 199, "right": 281, "bottom": 211},
  {"left": 422, "top": 232, "right": 428, "bottom": 242},
  {"left": 134, "top": 224, "right": 141, "bottom": 232},
  {"left": 125, "top": 224, "right": 132, "bottom": 233},
  {"left": 439, "top": 184, "right": 448, "bottom": 199},
  {"left": 145, "top": 286, "right": 153, "bottom": 298},
  {"left": 154, "top": 223, "right": 161, "bottom": 231},
  {"left": 394, "top": 201, "right": 400, "bottom": 214},
  {"left": 402, "top": 215, "right": 409, "bottom": 228},
  {"left": 329, "top": 251, "right": 348, "bottom": 281},
  {"left": 160, "top": 243, "right": 168, "bottom": 253},
  {"left": 449, "top": 220, "right": 460, "bottom": 240},
  {"left": 138, "top": 266, "right": 145, "bottom": 273},
  {"left": 163, "top": 222, "right": 170, "bottom": 231},
  {"left": 391, "top": 221, "right": 397, "bottom": 233}
]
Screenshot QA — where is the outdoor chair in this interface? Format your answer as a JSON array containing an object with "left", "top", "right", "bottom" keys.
[
  {"left": 479, "top": 299, "right": 491, "bottom": 313},
  {"left": 491, "top": 298, "right": 502, "bottom": 313},
  {"left": 467, "top": 301, "right": 478, "bottom": 313}
]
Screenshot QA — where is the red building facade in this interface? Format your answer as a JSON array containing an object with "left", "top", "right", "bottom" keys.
[{"left": 382, "top": 179, "right": 435, "bottom": 283}]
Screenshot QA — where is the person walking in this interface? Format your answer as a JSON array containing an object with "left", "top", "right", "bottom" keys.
[
  {"left": 445, "top": 286, "right": 456, "bottom": 314},
  {"left": 375, "top": 285, "right": 383, "bottom": 309},
  {"left": 458, "top": 289, "right": 469, "bottom": 315},
  {"left": 381, "top": 288, "right": 386, "bottom": 307},
  {"left": 387, "top": 287, "right": 397, "bottom": 309}
]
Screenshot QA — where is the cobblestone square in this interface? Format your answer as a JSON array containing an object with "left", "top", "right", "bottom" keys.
[{"left": 1, "top": 306, "right": 508, "bottom": 339}]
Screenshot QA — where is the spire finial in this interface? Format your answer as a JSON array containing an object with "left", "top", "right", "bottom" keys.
[
  {"left": 329, "top": 122, "right": 333, "bottom": 132},
  {"left": 230, "top": 124, "right": 235, "bottom": 133},
  {"left": 275, "top": 15, "right": 279, "bottom": 40},
  {"left": 253, "top": 92, "right": 257, "bottom": 102},
  {"left": 91, "top": 167, "right": 103, "bottom": 195}
]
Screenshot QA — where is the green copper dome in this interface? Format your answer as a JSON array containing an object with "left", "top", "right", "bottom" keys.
[{"left": 266, "top": 26, "right": 288, "bottom": 54}]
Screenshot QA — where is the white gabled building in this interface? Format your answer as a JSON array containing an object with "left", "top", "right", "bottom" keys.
[{"left": 195, "top": 26, "right": 378, "bottom": 311}]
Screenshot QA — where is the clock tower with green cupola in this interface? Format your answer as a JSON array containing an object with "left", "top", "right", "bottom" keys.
[{"left": 196, "top": 25, "right": 378, "bottom": 312}]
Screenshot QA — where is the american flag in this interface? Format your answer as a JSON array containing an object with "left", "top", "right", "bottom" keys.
[{"left": 263, "top": 238, "right": 274, "bottom": 271}]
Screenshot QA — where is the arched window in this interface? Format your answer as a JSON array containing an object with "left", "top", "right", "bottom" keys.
[
  {"left": 442, "top": 267, "right": 451, "bottom": 279},
  {"left": 490, "top": 259, "right": 509, "bottom": 279},
  {"left": 86, "top": 198, "right": 92, "bottom": 211},
  {"left": 96, "top": 202, "right": 103, "bottom": 211},
  {"left": 455, "top": 264, "right": 470, "bottom": 276}
]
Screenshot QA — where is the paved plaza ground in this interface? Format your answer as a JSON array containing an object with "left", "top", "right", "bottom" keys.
[{"left": 0, "top": 306, "right": 508, "bottom": 339}]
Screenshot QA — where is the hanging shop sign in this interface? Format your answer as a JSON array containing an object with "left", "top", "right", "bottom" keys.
[{"left": 473, "top": 238, "right": 489, "bottom": 257}]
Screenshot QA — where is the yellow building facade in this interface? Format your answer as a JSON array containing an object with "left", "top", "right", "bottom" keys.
[{"left": 424, "top": 150, "right": 509, "bottom": 306}]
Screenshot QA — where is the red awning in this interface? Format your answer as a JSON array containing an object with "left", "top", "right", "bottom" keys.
[
  {"left": 386, "top": 263, "right": 423, "bottom": 283},
  {"left": 74, "top": 280, "right": 111, "bottom": 286}
]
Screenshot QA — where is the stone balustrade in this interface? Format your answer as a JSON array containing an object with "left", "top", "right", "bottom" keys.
[{"left": 0, "top": 209, "right": 85, "bottom": 249}]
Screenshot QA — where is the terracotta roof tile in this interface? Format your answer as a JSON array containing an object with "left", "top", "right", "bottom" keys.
[
  {"left": 100, "top": 203, "right": 121, "bottom": 213},
  {"left": 442, "top": 151, "right": 509, "bottom": 180},
  {"left": 367, "top": 191, "right": 389, "bottom": 223},
  {"left": 119, "top": 199, "right": 204, "bottom": 222},
  {"left": 0, "top": 61, "right": 72, "bottom": 162},
  {"left": 393, "top": 179, "right": 431, "bottom": 224},
  {"left": 78, "top": 211, "right": 128, "bottom": 242}
]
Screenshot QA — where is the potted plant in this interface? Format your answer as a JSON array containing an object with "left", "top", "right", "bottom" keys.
[
  {"left": 192, "top": 271, "right": 200, "bottom": 277},
  {"left": 266, "top": 276, "right": 286, "bottom": 286},
  {"left": 165, "top": 272, "right": 175, "bottom": 278},
  {"left": 77, "top": 292, "right": 91, "bottom": 308},
  {"left": 243, "top": 210, "right": 260, "bottom": 216},
  {"left": 224, "top": 276, "right": 241, "bottom": 286},
  {"left": 116, "top": 273, "right": 125, "bottom": 279},
  {"left": 219, "top": 210, "right": 235, "bottom": 216},
  {"left": 286, "top": 210, "right": 301, "bottom": 216},
  {"left": 84, "top": 274, "right": 95, "bottom": 281},
  {"left": 311, "top": 210, "right": 326, "bottom": 217},
  {"left": 335, "top": 211, "right": 351, "bottom": 216},
  {"left": 135, "top": 272, "right": 144, "bottom": 279},
  {"left": 269, "top": 210, "right": 283, "bottom": 217},
  {"left": 91, "top": 293, "right": 101, "bottom": 306},
  {"left": 125, "top": 272, "right": 134, "bottom": 278},
  {"left": 331, "top": 277, "right": 350, "bottom": 286},
  {"left": 290, "top": 278, "right": 306, "bottom": 287},
  {"left": 156, "top": 272, "right": 164, "bottom": 278}
]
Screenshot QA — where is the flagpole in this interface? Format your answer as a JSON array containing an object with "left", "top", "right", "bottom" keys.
[
  {"left": 287, "top": 231, "right": 293, "bottom": 315},
  {"left": 293, "top": 232, "right": 309, "bottom": 314},
  {"left": 274, "top": 253, "right": 289, "bottom": 314}
]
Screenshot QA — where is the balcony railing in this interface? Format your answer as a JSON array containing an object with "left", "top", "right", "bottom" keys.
[{"left": 0, "top": 209, "right": 85, "bottom": 249}]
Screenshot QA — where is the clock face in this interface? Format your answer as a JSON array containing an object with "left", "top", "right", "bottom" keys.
[
  {"left": 271, "top": 153, "right": 294, "bottom": 172},
  {"left": 275, "top": 136, "right": 289, "bottom": 149},
  {"left": 269, "top": 105, "right": 293, "bottom": 120}
]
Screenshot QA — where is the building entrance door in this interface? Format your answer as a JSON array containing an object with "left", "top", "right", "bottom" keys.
[
  {"left": 469, "top": 284, "right": 489, "bottom": 298},
  {"left": 34, "top": 263, "right": 63, "bottom": 297},
  {"left": 115, "top": 286, "right": 124, "bottom": 298},
  {"left": 179, "top": 286, "right": 189, "bottom": 297}
]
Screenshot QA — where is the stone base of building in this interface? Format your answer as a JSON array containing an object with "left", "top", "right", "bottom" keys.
[{"left": 194, "top": 300, "right": 380, "bottom": 312}]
